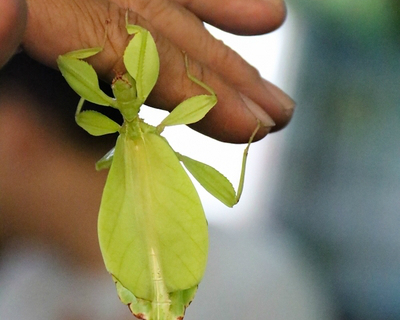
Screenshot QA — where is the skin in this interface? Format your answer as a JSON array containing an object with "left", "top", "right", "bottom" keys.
[{"left": 0, "top": 0, "right": 294, "bottom": 143}]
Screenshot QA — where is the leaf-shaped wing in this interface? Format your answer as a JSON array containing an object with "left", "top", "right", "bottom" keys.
[{"left": 98, "top": 132, "right": 208, "bottom": 303}]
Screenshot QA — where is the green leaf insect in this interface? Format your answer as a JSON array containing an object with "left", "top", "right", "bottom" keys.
[{"left": 57, "top": 14, "right": 260, "bottom": 320}]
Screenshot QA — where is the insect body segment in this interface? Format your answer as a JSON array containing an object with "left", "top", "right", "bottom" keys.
[{"left": 57, "top": 16, "right": 258, "bottom": 320}]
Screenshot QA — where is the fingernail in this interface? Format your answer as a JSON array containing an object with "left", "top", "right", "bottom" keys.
[
  {"left": 263, "top": 79, "right": 295, "bottom": 117},
  {"left": 240, "top": 93, "right": 276, "bottom": 128}
]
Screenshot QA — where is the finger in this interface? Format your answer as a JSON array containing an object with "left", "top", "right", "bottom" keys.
[
  {"left": 117, "top": 0, "right": 295, "bottom": 132},
  {"left": 173, "top": 0, "right": 287, "bottom": 35},
  {"left": 0, "top": 0, "right": 27, "bottom": 68}
]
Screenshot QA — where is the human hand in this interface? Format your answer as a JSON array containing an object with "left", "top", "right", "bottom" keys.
[{"left": 2, "top": 0, "right": 294, "bottom": 142}]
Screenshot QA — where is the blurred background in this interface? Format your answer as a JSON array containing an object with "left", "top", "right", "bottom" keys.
[{"left": 1, "top": 1, "right": 399, "bottom": 319}]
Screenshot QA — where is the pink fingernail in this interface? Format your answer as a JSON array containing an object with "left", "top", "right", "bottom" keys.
[
  {"left": 263, "top": 79, "right": 295, "bottom": 117},
  {"left": 240, "top": 94, "right": 276, "bottom": 128}
]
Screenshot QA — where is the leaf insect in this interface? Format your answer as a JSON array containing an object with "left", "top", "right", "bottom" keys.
[{"left": 57, "top": 13, "right": 261, "bottom": 320}]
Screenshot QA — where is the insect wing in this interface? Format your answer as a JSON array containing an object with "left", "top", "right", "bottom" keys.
[{"left": 98, "top": 132, "right": 208, "bottom": 301}]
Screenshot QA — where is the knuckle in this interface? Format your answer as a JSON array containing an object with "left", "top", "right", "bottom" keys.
[{"left": 206, "top": 37, "right": 261, "bottom": 86}]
